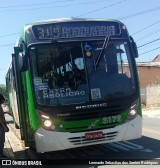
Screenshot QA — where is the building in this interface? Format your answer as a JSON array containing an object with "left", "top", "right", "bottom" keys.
[
  {"left": 136, "top": 55, "right": 160, "bottom": 106},
  {"left": 136, "top": 61, "right": 160, "bottom": 88}
]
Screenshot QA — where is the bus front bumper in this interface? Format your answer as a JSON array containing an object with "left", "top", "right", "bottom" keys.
[{"left": 35, "top": 115, "right": 142, "bottom": 153}]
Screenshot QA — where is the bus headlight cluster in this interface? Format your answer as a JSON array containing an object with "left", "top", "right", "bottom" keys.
[
  {"left": 42, "top": 117, "right": 56, "bottom": 131},
  {"left": 37, "top": 111, "right": 56, "bottom": 131},
  {"left": 126, "top": 99, "right": 139, "bottom": 122},
  {"left": 43, "top": 120, "right": 52, "bottom": 127}
]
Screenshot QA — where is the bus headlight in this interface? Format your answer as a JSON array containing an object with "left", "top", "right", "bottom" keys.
[
  {"left": 42, "top": 119, "right": 56, "bottom": 131},
  {"left": 126, "top": 99, "right": 139, "bottom": 122},
  {"left": 130, "top": 109, "right": 136, "bottom": 116},
  {"left": 37, "top": 111, "right": 56, "bottom": 131},
  {"left": 43, "top": 120, "right": 52, "bottom": 127}
]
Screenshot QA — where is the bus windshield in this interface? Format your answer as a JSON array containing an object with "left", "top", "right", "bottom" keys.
[{"left": 29, "top": 40, "right": 136, "bottom": 106}]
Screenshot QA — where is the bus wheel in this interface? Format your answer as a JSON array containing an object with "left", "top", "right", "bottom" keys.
[{"left": 29, "top": 145, "right": 36, "bottom": 152}]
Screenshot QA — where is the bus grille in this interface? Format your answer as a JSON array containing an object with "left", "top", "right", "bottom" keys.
[
  {"left": 59, "top": 105, "right": 125, "bottom": 121},
  {"left": 68, "top": 131, "right": 118, "bottom": 145}
]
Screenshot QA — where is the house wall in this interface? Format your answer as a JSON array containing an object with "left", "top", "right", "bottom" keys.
[
  {"left": 146, "top": 84, "right": 160, "bottom": 107},
  {"left": 137, "top": 66, "right": 160, "bottom": 88},
  {"left": 136, "top": 66, "right": 160, "bottom": 106}
]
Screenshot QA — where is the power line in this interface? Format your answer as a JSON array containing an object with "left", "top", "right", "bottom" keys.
[
  {"left": 0, "top": 0, "right": 74, "bottom": 9},
  {"left": 131, "top": 20, "right": 160, "bottom": 36},
  {"left": 0, "top": 0, "right": 126, "bottom": 37},
  {"left": 75, "top": 0, "right": 127, "bottom": 17},
  {"left": 118, "top": 5, "right": 160, "bottom": 21},
  {"left": 1, "top": 1, "right": 160, "bottom": 57},
  {"left": 0, "top": 43, "right": 14, "bottom": 48},
  {"left": 6, "top": 1, "right": 119, "bottom": 14},
  {"left": 78, "top": 0, "right": 114, "bottom": 5},
  {"left": 139, "top": 46, "right": 160, "bottom": 56},
  {"left": 1, "top": 0, "right": 114, "bottom": 12},
  {"left": 138, "top": 37, "right": 160, "bottom": 48},
  {"left": 0, "top": 33, "right": 19, "bottom": 37},
  {"left": 1, "top": 1, "right": 160, "bottom": 37},
  {"left": 4, "top": 4, "right": 71, "bottom": 12},
  {"left": 135, "top": 28, "right": 160, "bottom": 42}
]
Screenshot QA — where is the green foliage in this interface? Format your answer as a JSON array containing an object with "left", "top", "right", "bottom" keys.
[{"left": 0, "top": 84, "right": 6, "bottom": 97}]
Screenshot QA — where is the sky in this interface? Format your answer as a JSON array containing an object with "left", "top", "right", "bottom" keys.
[{"left": 1, "top": 0, "right": 160, "bottom": 84}]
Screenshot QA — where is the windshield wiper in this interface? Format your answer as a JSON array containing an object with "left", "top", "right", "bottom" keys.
[{"left": 95, "top": 36, "right": 110, "bottom": 70}]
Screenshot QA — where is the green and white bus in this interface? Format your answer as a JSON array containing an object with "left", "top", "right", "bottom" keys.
[{"left": 6, "top": 18, "right": 142, "bottom": 153}]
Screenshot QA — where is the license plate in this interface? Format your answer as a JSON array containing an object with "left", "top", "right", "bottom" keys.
[{"left": 85, "top": 131, "right": 103, "bottom": 140}]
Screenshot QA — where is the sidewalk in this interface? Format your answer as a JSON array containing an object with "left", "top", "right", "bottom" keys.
[
  {"left": 3, "top": 124, "right": 27, "bottom": 159},
  {"left": 142, "top": 107, "right": 160, "bottom": 118},
  {"left": 1, "top": 105, "right": 27, "bottom": 159},
  {"left": 1, "top": 110, "right": 36, "bottom": 163},
  {"left": 3, "top": 132, "right": 15, "bottom": 159}
]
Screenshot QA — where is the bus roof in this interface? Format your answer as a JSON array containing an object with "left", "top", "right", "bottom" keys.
[{"left": 25, "top": 18, "right": 123, "bottom": 27}]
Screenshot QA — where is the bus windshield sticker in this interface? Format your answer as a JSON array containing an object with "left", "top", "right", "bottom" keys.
[
  {"left": 35, "top": 83, "right": 48, "bottom": 90},
  {"left": 42, "top": 88, "right": 86, "bottom": 99},
  {"left": 83, "top": 42, "right": 92, "bottom": 57},
  {"left": 91, "top": 88, "right": 101, "bottom": 100},
  {"left": 34, "top": 77, "right": 42, "bottom": 84}
]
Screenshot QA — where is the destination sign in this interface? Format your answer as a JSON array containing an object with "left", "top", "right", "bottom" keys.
[{"left": 32, "top": 21, "right": 121, "bottom": 39}]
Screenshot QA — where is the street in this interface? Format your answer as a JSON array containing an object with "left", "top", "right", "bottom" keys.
[{"left": 1, "top": 108, "right": 160, "bottom": 167}]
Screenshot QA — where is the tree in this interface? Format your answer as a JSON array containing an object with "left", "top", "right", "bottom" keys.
[{"left": 0, "top": 84, "right": 6, "bottom": 97}]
